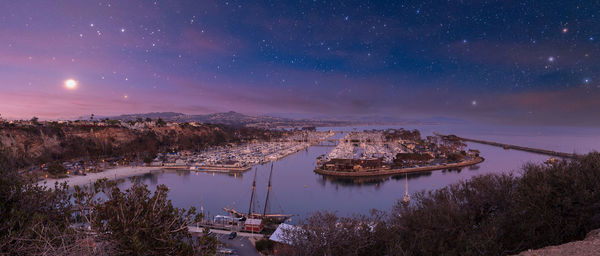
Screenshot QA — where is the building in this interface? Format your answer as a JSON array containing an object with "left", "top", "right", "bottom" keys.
[
  {"left": 269, "top": 223, "right": 300, "bottom": 255},
  {"left": 244, "top": 218, "right": 263, "bottom": 232},
  {"left": 321, "top": 158, "right": 383, "bottom": 172}
]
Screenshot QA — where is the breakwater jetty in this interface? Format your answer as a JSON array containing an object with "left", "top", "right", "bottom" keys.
[{"left": 442, "top": 134, "right": 579, "bottom": 159}]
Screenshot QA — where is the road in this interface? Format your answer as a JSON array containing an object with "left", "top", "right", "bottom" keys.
[{"left": 217, "top": 233, "right": 259, "bottom": 256}]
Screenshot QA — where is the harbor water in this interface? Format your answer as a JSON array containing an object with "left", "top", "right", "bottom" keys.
[{"left": 116, "top": 124, "right": 600, "bottom": 222}]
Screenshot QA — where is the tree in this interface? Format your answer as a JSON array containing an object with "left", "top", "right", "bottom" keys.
[
  {"left": 30, "top": 116, "right": 39, "bottom": 125},
  {"left": 0, "top": 170, "right": 86, "bottom": 255},
  {"left": 142, "top": 153, "right": 156, "bottom": 164},
  {"left": 255, "top": 238, "right": 274, "bottom": 254},
  {"left": 46, "top": 162, "right": 67, "bottom": 176},
  {"left": 157, "top": 118, "right": 166, "bottom": 126},
  {"left": 197, "top": 226, "right": 219, "bottom": 255},
  {"left": 283, "top": 211, "right": 387, "bottom": 256},
  {"left": 73, "top": 179, "right": 212, "bottom": 255}
]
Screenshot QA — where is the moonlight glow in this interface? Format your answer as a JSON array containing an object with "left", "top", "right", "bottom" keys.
[{"left": 64, "top": 79, "right": 77, "bottom": 90}]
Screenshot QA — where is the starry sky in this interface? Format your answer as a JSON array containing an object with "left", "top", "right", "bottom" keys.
[{"left": 1, "top": 1, "right": 599, "bottom": 125}]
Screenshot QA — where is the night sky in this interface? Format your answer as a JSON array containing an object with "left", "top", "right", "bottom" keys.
[{"left": 1, "top": 1, "right": 599, "bottom": 125}]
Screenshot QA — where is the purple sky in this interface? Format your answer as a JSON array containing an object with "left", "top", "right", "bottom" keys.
[{"left": 1, "top": 1, "right": 599, "bottom": 125}]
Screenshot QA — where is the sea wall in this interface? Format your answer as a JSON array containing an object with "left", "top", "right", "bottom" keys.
[{"left": 314, "top": 157, "right": 484, "bottom": 177}]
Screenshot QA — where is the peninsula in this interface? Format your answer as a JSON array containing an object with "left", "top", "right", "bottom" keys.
[{"left": 314, "top": 129, "right": 483, "bottom": 177}]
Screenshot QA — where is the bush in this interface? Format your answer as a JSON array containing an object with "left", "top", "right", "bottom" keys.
[
  {"left": 286, "top": 152, "right": 600, "bottom": 256},
  {"left": 255, "top": 238, "right": 274, "bottom": 253},
  {"left": 0, "top": 170, "right": 80, "bottom": 254},
  {"left": 73, "top": 180, "right": 210, "bottom": 255},
  {"left": 46, "top": 162, "right": 67, "bottom": 176}
]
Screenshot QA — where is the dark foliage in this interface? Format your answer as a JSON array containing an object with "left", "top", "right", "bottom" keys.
[
  {"left": 0, "top": 169, "right": 216, "bottom": 255},
  {"left": 287, "top": 152, "right": 600, "bottom": 256},
  {"left": 255, "top": 238, "right": 274, "bottom": 253},
  {"left": 73, "top": 180, "right": 211, "bottom": 255},
  {"left": 0, "top": 170, "right": 80, "bottom": 255},
  {"left": 283, "top": 211, "right": 387, "bottom": 256}
]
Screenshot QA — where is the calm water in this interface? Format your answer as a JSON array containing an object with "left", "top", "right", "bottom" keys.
[{"left": 117, "top": 124, "right": 600, "bottom": 222}]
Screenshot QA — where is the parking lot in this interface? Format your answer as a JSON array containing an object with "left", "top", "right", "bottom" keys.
[{"left": 216, "top": 233, "right": 259, "bottom": 256}]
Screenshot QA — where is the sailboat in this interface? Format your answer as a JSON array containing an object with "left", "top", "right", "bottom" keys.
[
  {"left": 403, "top": 173, "right": 410, "bottom": 203},
  {"left": 223, "top": 163, "right": 293, "bottom": 223}
]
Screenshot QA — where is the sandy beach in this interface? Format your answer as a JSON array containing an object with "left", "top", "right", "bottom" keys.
[{"left": 37, "top": 166, "right": 163, "bottom": 189}]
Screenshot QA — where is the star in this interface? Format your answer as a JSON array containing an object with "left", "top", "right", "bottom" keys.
[
  {"left": 548, "top": 56, "right": 555, "bottom": 62},
  {"left": 471, "top": 100, "right": 477, "bottom": 106},
  {"left": 562, "top": 28, "right": 568, "bottom": 33},
  {"left": 120, "top": 28, "right": 126, "bottom": 32}
]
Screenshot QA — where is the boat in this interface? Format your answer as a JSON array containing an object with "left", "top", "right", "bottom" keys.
[
  {"left": 402, "top": 173, "right": 410, "bottom": 203},
  {"left": 223, "top": 163, "right": 293, "bottom": 223}
]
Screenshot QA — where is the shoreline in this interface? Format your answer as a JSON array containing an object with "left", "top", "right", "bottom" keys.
[
  {"left": 314, "top": 157, "right": 485, "bottom": 177},
  {"left": 37, "top": 166, "right": 163, "bottom": 188}
]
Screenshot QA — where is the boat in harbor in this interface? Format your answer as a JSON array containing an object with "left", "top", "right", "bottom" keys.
[
  {"left": 403, "top": 173, "right": 410, "bottom": 203},
  {"left": 223, "top": 163, "right": 293, "bottom": 223}
]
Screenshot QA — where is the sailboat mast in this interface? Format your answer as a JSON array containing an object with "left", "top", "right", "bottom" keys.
[
  {"left": 263, "top": 163, "right": 274, "bottom": 216},
  {"left": 403, "top": 173, "right": 410, "bottom": 203},
  {"left": 248, "top": 167, "right": 258, "bottom": 216},
  {"left": 405, "top": 173, "right": 408, "bottom": 195}
]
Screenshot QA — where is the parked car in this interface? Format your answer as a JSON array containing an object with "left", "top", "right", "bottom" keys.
[
  {"left": 217, "top": 248, "right": 234, "bottom": 254},
  {"left": 228, "top": 231, "right": 237, "bottom": 239}
]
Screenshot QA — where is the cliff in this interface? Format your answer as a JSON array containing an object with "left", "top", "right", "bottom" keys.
[{"left": 0, "top": 122, "right": 280, "bottom": 171}]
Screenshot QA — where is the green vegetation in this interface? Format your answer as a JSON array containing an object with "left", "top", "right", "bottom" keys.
[
  {"left": 285, "top": 152, "right": 600, "bottom": 255},
  {"left": 255, "top": 238, "right": 274, "bottom": 253},
  {"left": 73, "top": 180, "right": 214, "bottom": 255},
  {"left": 0, "top": 171, "right": 77, "bottom": 255},
  {"left": 46, "top": 162, "right": 67, "bottom": 176},
  {"left": 0, "top": 170, "right": 217, "bottom": 255}
]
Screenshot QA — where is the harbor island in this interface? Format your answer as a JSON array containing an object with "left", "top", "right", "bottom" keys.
[{"left": 314, "top": 129, "right": 483, "bottom": 177}]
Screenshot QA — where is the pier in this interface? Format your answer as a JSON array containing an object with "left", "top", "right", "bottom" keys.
[{"left": 445, "top": 134, "right": 580, "bottom": 159}]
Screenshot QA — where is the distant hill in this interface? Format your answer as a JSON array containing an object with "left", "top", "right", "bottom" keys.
[
  {"left": 100, "top": 112, "right": 188, "bottom": 121},
  {"left": 94, "top": 112, "right": 469, "bottom": 127},
  {"left": 99, "top": 111, "right": 350, "bottom": 128}
]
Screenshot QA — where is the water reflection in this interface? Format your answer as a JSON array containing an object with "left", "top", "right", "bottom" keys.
[
  {"left": 321, "top": 171, "right": 435, "bottom": 186},
  {"left": 112, "top": 124, "right": 599, "bottom": 220}
]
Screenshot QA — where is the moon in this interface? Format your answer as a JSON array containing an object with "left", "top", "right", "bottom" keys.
[{"left": 64, "top": 79, "right": 77, "bottom": 90}]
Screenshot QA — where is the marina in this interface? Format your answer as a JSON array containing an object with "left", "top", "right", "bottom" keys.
[
  {"left": 314, "top": 129, "right": 482, "bottom": 177},
  {"left": 150, "top": 130, "right": 335, "bottom": 171},
  {"left": 114, "top": 124, "right": 600, "bottom": 222}
]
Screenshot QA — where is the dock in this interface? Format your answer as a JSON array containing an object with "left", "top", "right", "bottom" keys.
[{"left": 188, "top": 225, "right": 264, "bottom": 238}]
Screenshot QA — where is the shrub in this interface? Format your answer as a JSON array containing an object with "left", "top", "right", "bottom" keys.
[
  {"left": 255, "top": 238, "right": 274, "bottom": 253},
  {"left": 286, "top": 152, "right": 600, "bottom": 256},
  {"left": 73, "top": 180, "right": 208, "bottom": 255}
]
